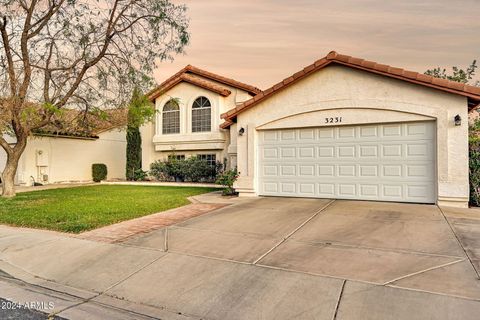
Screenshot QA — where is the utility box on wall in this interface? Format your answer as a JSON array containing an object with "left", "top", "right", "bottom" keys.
[
  {"left": 35, "top": 149, "right": 49, "bottom": 184},
  {"left": 36, "top": 150, "right": 49, "bottom": 167}
]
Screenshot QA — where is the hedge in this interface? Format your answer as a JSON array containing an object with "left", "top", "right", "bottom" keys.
[
  {"left": 150, "top": 157, "right": 224, "bottom": 183},
  {"left": 92, "top": 163, "right": 108, "bottom": 182},
  {"left": 470, "top": 136, "right": 480, "bottom": 206}
]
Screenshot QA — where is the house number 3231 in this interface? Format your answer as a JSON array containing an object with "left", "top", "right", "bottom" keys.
[{"left": 325, "top": 117, "right": 342, "bottom": 124}]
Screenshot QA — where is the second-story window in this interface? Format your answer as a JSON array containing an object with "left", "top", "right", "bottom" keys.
[
  {"left": 162, "top": 99, "right": 180, "bottom": 134},
  {"left": 192, "top": 96, "right": 211, "bottom": 132}
]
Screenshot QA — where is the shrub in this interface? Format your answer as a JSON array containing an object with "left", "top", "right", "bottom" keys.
[
  {"left": 470, "top": 136, "right": 480, "bottom": 206},
  {"left": 150, "top": 156, "right": 223, "bottom": 182},
  {"left": 150, "top": 160, "right": 169, "bottom": 181},
  {"left": 183, "top": 156, "right": 215, "bottom": 182},
  {"left": 133, "top": 169, "right": 148, "bottom": 181},
  {"left": 126, "top": 126, "right": 142, "bottom": 181},
  {"left": 216, "top": 168, "right": 239, "bottom": 196},
  {"left": 92, "top": 163, "right": 108, "bottom": 182}
]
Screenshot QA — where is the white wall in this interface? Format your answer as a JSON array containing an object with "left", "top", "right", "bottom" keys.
[
  {"left": 141, "top": 77, "right": 254, "bottom": 169},
  {"left": 0, "top": 148, "right": 6, "bottom": 177},
  {"left": 16, "top": 129, "right": 126, "bottom": 185},
  {"left": 233, "top": 65, "right": 469, "bottom": 207}
]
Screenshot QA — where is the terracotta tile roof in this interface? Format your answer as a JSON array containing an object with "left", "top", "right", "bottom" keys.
[
  {"left": 34, "top": 108, "right": 127, "bottom": 139},
  {"left": 149, "top": 73, "right": 232, "bottom": 100},
  {"left": 147, "top": 65, "right": 262, "bottom": 101},
  {"left": 221, "top": 51, "right": 480, "bottom": 126}
]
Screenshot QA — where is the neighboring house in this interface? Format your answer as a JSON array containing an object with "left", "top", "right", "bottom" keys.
[
  {"left": 220, "top": 51, "right": 480, "bottom": 208},
  {"left": 142, "top": 65, "right": 261, "bottom": 168},
  {"left": 0, "top": 110, "right": 127, "bottom": 185}
]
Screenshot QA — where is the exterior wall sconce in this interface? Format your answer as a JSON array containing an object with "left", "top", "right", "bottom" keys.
[
  {"left": 454, "top": 114, "right": 462, "bottom": 126},
  {"left": 238, "top": 127, "right": 245, "bottom": 136}
]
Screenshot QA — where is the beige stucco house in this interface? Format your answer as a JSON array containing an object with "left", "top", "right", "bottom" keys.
[
  {"left": 219, "top": 51, "right": 480, "bottom": 208},
  {"left": 142, "top": 65, "right": 261, "bottom": 168},
  {"left": 0, "top": 113, "right": 127, "bottom": 186},
  {"left": 3, "top": 51, "right": 480, "bottom": 208}
]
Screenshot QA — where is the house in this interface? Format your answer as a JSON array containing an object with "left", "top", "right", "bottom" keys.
[
  {"left": 141, "top": 65, "right": 261, "bottom": 168},
  {"left": 0, "top": 110, "right": 127, "bottom": 185},
  {"left": 218, "top": 51, "right": 480, "bottom": 208},
  {"left": 3, "top": 50, "right": 480, "bottom": 208}
]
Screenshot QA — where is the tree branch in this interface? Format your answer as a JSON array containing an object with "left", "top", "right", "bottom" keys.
[
  {"left": 28, "top": 0, "right": 66, "bottom": 39},
  {"left": 0, "top": 134, "right": 12, "bottom": 156},
  {"left": 0, "top": 16, "right": 17, "bottom": 95},
  {"left": 55, "top": 0, "right": 122, "bottom": 108}
]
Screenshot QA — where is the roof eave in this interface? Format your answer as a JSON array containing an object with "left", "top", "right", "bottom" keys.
[
  {"left": 147, "top": 65, "right": 261, "bottom": 102},
  {"left": 221, "top": 53, "right": 480, "bottom": 122}
]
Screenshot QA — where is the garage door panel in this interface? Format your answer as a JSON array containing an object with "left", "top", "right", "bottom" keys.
[
  {"left": 258, "top": 122, "right": 436, "bottom": 203},
  {"left": 299, "top": 147, "right": 315, "bottom": 158},
  {"left": 259, "top": 124, "right": 434, "bottom": 145},
  {"left": 360, "top": 184, "right": 379, "bottom": 197},
  {"left": 359, "top": 165, "right": 378, "bottom": 177},
  {"left": 299, "top": 183, "right": 315, "bottom": 195},
  {"left": 299, "top": 128, "right": 315, "bottom": 140},
  {"left": 259, "top": 181, "right": 435, "bottom": 203},
  {"left": 259, "top": 163, "right": 434, "bottom": 181}
]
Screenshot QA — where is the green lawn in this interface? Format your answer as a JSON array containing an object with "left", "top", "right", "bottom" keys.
[{"left": 0, "top": 185, "right": 217, "bottom": 233}]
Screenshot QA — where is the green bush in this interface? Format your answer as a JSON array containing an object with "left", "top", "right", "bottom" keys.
[
  {"left": 92, "top": 163, "right": 108, "bottom": 182},
  {"left": 470, "top": 137, "right": 480, "bottom": 206},
  {"left": 183, "top": 156, "right": 216, "bottom": 182},
  {"left": 150, "top": 156, "right": 222, "bottom": 182},
  {"left": 133, "top": 169, "right": 148, "bottom": 181},
  {"left": 216, "top": 168, "right": 239, "bottom": 196}
]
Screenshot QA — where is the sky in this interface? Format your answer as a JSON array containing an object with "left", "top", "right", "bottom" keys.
[{"left": 154, "top": 0, "right": 480, "bottom": 89}]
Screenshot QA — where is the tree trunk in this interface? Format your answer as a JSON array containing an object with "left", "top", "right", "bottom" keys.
[
  {"left": 1, "top": 153, "right": 21, "bottom": 197},
  {"left": 1, "top": 135, "right": 27, "bottom": 198}
]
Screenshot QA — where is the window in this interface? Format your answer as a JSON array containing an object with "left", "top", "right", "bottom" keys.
[
  {"left": 162, "top": 99, "right": 180, "bottom": 134},
  {"left": 198, "top": 154, "right": 216, "bottom": 166},
  {"left": 168, "top": 154, "right": 185, "bottom": 161},
  {"left": 192, "top": 97, "right": 211, "bottom": 132}
]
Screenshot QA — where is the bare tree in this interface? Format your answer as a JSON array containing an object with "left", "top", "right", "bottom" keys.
[{"left": 0, "top": 0, "right": 189, "bottom": 196}]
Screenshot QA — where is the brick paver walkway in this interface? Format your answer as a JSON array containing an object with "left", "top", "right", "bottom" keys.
[{"left": 76, "top": 203, "right": 227, "bottom": 243}]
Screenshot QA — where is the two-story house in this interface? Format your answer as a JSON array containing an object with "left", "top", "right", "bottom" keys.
[
  {"left": 141, "top": 65, "right": 261, "bottom": 169},
  {"left": 3, "top": 51, "right": 480, "bottom": 208}
]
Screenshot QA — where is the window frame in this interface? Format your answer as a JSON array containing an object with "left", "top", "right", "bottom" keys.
[
  {"left": 191, "top": 96, "right": 212, "bottom": 133},
  {"left": 197, "top": 154, "right": 216, "bottom": 166},
  {"left": 162, "top": 99, "right": 180, "bottom": 134},
  {"left": 168, "top": 154, "right": 186, "bottom": 161}
]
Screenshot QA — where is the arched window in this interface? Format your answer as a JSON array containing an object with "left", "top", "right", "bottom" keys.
[
  {"left": 192, "top": 97, "right": 211, "bottom": 132},
  {"left": 162, "top": 99, "right": 180, "bottom": 134}
]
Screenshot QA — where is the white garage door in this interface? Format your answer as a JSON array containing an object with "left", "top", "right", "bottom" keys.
[{"left": 258, "top": 121, "right": 436, "bottom": 203}]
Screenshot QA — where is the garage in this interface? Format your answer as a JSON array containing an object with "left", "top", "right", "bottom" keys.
[
  {"left": 258, "top": 121, "right": 436, "bottom": 203},
  {"left": 221, "top": 51, "right": 480, "bottom": 207}
]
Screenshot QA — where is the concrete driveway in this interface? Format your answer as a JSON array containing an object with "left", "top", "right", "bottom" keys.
[{"left": 1, "top": 196, "right": 480, "bottom": 319}]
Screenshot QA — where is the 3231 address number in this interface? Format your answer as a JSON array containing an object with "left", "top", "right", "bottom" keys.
[{"left": 325, "top": 117, "right": 342, "bottom": 124}]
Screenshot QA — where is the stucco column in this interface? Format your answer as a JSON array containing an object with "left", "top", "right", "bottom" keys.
[
  {"left": 234, "top": 124, "right": 256, "bottom": 196},
  {"left": 437, "top": 107, "right": 469, "bottom": 208}
]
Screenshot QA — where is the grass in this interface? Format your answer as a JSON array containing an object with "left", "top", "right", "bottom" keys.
[{"left": 0, "top": 185, "right": 217, "bottom": 233}]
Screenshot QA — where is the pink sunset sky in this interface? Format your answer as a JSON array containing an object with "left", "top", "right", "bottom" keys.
[{"left": 154, "top": 0, "right": 480, "bottom": 89}]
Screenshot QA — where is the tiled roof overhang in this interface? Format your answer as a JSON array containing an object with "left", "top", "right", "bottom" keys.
[
  {"left": 147, "top": 65, "right": 262, "bottom": 102},
  {"left": 220, "top": 51, "right": 480, "bottom": 128}
]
